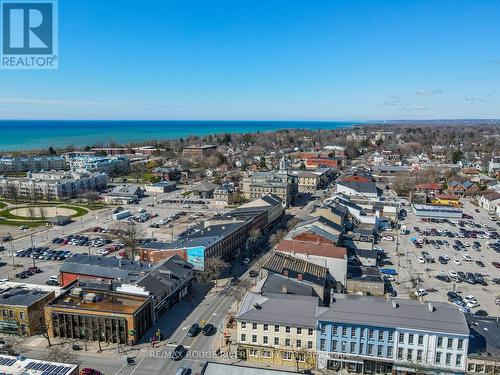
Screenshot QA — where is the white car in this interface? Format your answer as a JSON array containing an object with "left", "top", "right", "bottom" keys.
[
  {"left": 442, "top": 254, "right": 450, "bottom": 261},
  {"left": 448, "top": 270, "right": 458, "bottom": 278},
  {"left": 459, "top": 306, "right": 471, "bottom": 313},
  {"left": 464, "top": 295, "right": 477, "bottom": 304},
  {"left": 453, "top": 258, "right": 462, "bottom": 265},
  {"left": 417, "top": 256, "right": 426, "bottom": 264},
  {"left": 374, "top": 245, "right": 383, "bottom": 252},
  {"left": 414, "top": 289, "right": 428, "bottom": 297},
  {"left": 463, "top": 242, "right": 470, "bottom": 247},
  {"left": 462, "top": 254, "right": 473, "bottom": 261},
  {"left": 467, "top": 301, "right": 480, "bottom": 308},
  {"left": 382, "top": 236, "right": 394, "bottom": 241}
]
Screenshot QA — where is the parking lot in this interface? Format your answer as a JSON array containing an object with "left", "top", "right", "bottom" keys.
[{"left": 380, "top": 199, "right": 500, "bottom": 317}]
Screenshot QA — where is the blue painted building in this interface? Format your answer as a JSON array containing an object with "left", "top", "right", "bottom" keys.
[{"left": 316, "top": 295, "right": 469, "bottom": 374}]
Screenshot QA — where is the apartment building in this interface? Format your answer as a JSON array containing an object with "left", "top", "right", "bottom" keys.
[
  {"left": 68, "top": 155, "right": 130, "bottom": 175},
  {"left": 182, "top": 145, "right": 217, "bottom": 159},
  {"left": 0, "top": 156, "right": 66, "bottom": 173},
  {"left": 236, "top": 292, "right": 319, "bottom": 371},
  {"left": 316, "top": 295, "right": 469, "bottom": 375},
  {"left": 0, "top": 286, "right": 55, "bottom": 336},
  {"left": 242, "top": 170, "right": 298, "bottom": 207},
  {"left": 213, "top": 184, "right": 236, "bottom": 207},
  {"left": 0, "top": 171, "right": 107, "bottom": 200}
]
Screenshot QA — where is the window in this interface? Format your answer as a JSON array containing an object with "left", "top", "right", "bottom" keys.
[
  {"left": 308, "top": 328, "right": 313, "bottom": 336},
  {"left": 320, "top": 339, "right": 326, "bottom": 351},
  {"left": 359, "top": 343, "right": 364, "bottom": 354},
  {"left": 435, "top": 352, "right": 441, "bottom": 364},
  {"left": 285, "top": 338, "right": 291, "bottom": 347},
  {"left": 368, "top": 344, "right": 373, "bottom": 355},
  {"left": 320, "top": 325, "right": 325, "bottom": 334},
  {"left": 263, "top": 336, "right": 268, "bottom": 345},
  {"left": 282, "top": 352, "right": 292, "bottom": 361},
  {"left": 377, "top": 346, "right": 383, "bottom": 357},
  {"left": 252, "top": 323, "right": 257, "bottom": 330},
  {"left": 274, "top": 325, "right": 280, "bottom": 332},
  {"left": 408, "top": 334, "right": 414, "bottom": 344},
  {"left": 341, "top": 341, "right": 347, "bottom": 352},
  {"left": 342, "top": 327, "right": 347, "bottom": 337},
  {"left": 261, "top": 350, "right": 271, "bottom": 358},
  {"left": 297, "top": 327, "right": 302, "bottom": 335},
  {"left": 241, "top": 322, "right": 246, "bottom": 329},
  {"left": 378, "top": 331, "right": 384, "bottom": 341},
  {"left": 332, "top": 340, "right": 337, "bottom": 351},
  {"left": 19, "top": 311, "right": 25, "bottom": 320},
  {"left": 307, "top": 341, "right": 313, "bottom": 349},
  {"left": 418, "top": 335, "right": 423, "bottom": 346},
  {"left": 274, "top": 337, "right": 279, "bottom": 346},
  {"left": 249, "top": 349, "right": 258, "bottom": 357},
  {"left": 296, "top": 353, "right": 305, "bottom": 362},
  {"left": 407, "top": 349, "right": 413, "bottom": 361},
  {"left": 445, "top": 353, "right": 451, "bottom": 365},
  {"left": 252, "top": 335, "right": 257, "bottom": 343},
  {"left": 397, "top": 348, "right": 404, "bottom": 360},
  {"left": 456, "top": 354, "right": 462, "bottom": 366},
  {"left": 447, "top": 338, "right": 453, "bottom": 349},
  {"left": 350, "top": 342, "right": 356, "bottom": 353},
  {"left": 241, "top": 334, "right": 246, "bottom": 342},
  {"left": 263, "top": 324, "right": 268, "bottom": 332},
  {"left": 417, "top": 350, "right": 423, "bottom": 361},
  {"left": 286, "top": 326, "right": 291, "bottom": 334},
  {"left": 388, "top": 332, "right": 393, "bottom": 342},
  {"left": 296, "top": 339, "right": 301, "bottom": 348},
  {"left": 333, "top": 325, "right": 338, "bottom": 335},
  {"left": 437, "top": 337, "right": 443, "bottom": 348},
  {"left": 369, "top": 329, "right": 374, "bottom": 339},
  {"left": 457, "top": 339, "right": 463, "bottom": 350},
  {"left": 387, "top": 347, "right": 393, "bottom": 358},
  {"left": 351, "top": 328, "right": 356, "bottom": 338},
  {"left": 361, "top": 329, "right": 365, "bottom": 339},
  {"left": 1, "top": 310, "right": 6, "bottom": 317},
  {"left": 8, "top": 310, "right": 14, "bottom": 318},
  {"left": 399, "top": 333, "right": 404, "bottom": 344}
]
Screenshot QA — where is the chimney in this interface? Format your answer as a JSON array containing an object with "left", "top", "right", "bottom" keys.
[{"left": 281, "top": 285, "right": 288, "bottom": 294}]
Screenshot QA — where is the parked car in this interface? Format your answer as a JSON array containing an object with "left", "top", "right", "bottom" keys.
[
  {"left": 187, "top": 323, "right": 199, "bottom": 337},
  {"left": 202, "top": 323, "right": 215, "bottom": 336},
  {"left": 170, "top": 345, "right": 186, "bottom": 361}
]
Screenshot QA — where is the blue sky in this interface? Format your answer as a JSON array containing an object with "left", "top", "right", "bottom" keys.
[{"left": 1, "top": 0, "right": 499, "bottom": 120}]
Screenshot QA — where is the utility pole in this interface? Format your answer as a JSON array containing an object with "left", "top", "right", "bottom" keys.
[
  {"left": 30, "top": 233, "right": 36, "bottom": 267},
  {"left": 9, "top": 234, "right": 14, "bottom": 267}
]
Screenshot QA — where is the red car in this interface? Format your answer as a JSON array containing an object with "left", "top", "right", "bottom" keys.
[{"left": 492, "top": 262, "right": 500, "bottom": 269}]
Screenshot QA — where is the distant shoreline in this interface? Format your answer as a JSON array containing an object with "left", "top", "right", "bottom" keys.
[
  {"left": 0, "top": 120, "right": 359, "bottom": 152},
  {"left": 0, "top": 119, "right": 498, "bottom": 153}
]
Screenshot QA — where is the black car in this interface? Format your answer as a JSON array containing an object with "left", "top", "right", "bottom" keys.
[
  {"left": 15, "top": 272, "right": 28, "bottom": 279},
  {"left": 474, "top": 310, "right": 488, "bottom": 316},
  {"left": 438, "top": 256, "right": 448, "bottom": 264},
  {"left": 475, "top": 260, "right": 485, "bottom": 267},
  {"left": 170, "top": 345, "right": 186, "bottom": 361},
  {"left": 447, "top": 291, "right": 462, "bottom": 301},
  {"left": 45, "top": 279, "right": 59, "bottom": 286},
  {"left": 492, "top": 278, "right": 500, "bottom": 284},
  {"left": 249, "top": 270, "right": 259, "bottom": 277},
  {"left": 187, "top": 323, "right": 199, "bottom": 337},
  {"left": 436, "top": 274, "right": 450, "bottom": 282},
  {"left": 202, "top": 323, "right": 215, "bottom": 336}
]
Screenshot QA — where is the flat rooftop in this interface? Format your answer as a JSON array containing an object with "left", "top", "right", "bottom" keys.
[
  {"left": 0, "top": 354, "right": 78, "bottom": 375},
  {"left": 0, "top": 287, "right": 52, "bottom": 307},
  {"left": 48, "top": 288, "right": 149, "bottom": 315}
]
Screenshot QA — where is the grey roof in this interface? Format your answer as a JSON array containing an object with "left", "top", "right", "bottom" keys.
[
  {"left": 192, "top": 181, "right": 218, "bottom": 192},
  {"left": 237, "top": 292, "right": 319, "bottom": 328},
  {"left": 337, "top": 180, "right": 378, "bottom": 194},
  {"left": 262, "top": 252, "right": 328, "bottom": 286},
  {"left": 203, "top": 362, "right": 298, "bottom": 375},
  {"left": 467, "top": 316, "right": 500, "bottom": 357},
  {"left": 317, "top": 294, "right": 469, "bottom": 336},
  {"left": 0, "top": 287, "right": 52, "bottom": 307},
  {"left": 60, "top": 254, "right": 152, "bottom": 282},
  {"left": 257, "top": 273, "right": 315, "bottom": 297},
  {"left": 136, "top": 255, "right": 193, "bottom": 298}
]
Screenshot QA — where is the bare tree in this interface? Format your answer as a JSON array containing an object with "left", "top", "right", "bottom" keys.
[
  {"left": 198, "top": 257, "right": 228, "bottom": 286},
  {"left": 6, "top": 183, "right": 19, "bottom": 206},
  {"left": 112, "top": 222, "right": 145, "bottom": 260},
  {"left": 38, "top": 206, "right": 48, "bottom": 221},
  {"left": 41, "top": 345, "right": 80, "bottom": 364},
  {"left": 83, "top": 191, "right": 99, "bottom": 208},
  {"left": 392, "top": 172, "right": 415, "bottom": 196},
  {"left": 26, "top": 206, "right": 37, "bottom": 222},
  {"left": 130, "top": 163, "right": 146, "bottom": 182}
]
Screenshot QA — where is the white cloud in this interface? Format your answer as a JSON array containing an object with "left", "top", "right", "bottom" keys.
[{"left": 415, "top": 89, "right": 443, "bottom": 96}]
